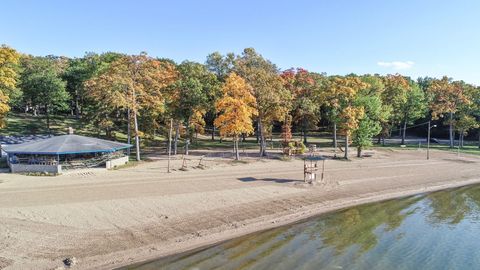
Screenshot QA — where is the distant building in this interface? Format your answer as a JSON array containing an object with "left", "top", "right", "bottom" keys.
[{"left": 3, "top": 134, "right": 132, "bottom": 174}]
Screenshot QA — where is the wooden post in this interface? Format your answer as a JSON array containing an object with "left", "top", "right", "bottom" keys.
[
  {"left": 321, "top": 159, "right": 325, "bottom": 183},
  {"left": 181, "top": 155, "right": 187, "bottom": 170},
  {"left": 303, "top": 159, "right": 306, "bottom": 183}
]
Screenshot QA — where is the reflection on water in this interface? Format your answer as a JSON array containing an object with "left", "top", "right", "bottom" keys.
[{"left": 126, "top": 185, "right": 480, "bottom": 270}]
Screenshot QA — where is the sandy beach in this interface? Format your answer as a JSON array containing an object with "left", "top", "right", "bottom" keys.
[{"left": 1, "top": 148, "right": 480, "bottom": 270}]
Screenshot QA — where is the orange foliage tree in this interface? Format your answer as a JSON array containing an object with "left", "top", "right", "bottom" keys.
[
  {"left": 324, "top": 76, "right": 368, "bottom": 159},
  {"left": 85, "top": 53, "right": 177, "bottom": 160},
  {"left": 0, "top": 45, "right": 20, "bottom": 127},
  {"left": 214, "top": 73, "right": 257, "bottom": 160},
  {"left": 428, "top": 76, "right": 471, "bottom": 148}
]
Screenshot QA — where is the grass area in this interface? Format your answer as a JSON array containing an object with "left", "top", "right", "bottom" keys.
[
  {"left": 1, "top": 112, "right": 98, "bottom": 136},
  {"left": 189, "top": 134, "right": 333, "bottom": 150},
  {"left": 4, "top": 113, "right": 480, "bottom": 157},
  {"left": 376, "top": 142, "right": 480, "bottom": 156},
  {"left": 0, "top": 112, "right": 166, "bottom": 145}
]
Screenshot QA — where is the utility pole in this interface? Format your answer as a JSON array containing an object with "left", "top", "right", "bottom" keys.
[
  {"left": 427, "top": 121, "right": 437, "bottom": 160},
  {"left": 168, "top": 118, "right": 173, "bottom": 173},
  {"left": 427, "top": 121, "right": 431, "bottom": 160}
]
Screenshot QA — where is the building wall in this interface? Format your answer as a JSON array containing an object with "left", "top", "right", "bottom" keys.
[
  {"left": 10, "top": 164, "right": 62, "bottom": 174},
  {"left": 105, "top": 156, "right": 129, "bottom": 169}
]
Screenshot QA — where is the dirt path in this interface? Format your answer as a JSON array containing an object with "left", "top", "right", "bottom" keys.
[{"left": 0, "top": 149, "right": 479, "bottom": 269}]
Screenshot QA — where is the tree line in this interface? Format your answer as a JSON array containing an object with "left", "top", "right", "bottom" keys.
[{"left": 1, "top": 45, "right": 479, "bottom": 160}]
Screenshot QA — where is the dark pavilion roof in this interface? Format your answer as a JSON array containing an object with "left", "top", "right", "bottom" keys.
[{"left": 2, "top": 134, "right": 132, "bottom": 155}]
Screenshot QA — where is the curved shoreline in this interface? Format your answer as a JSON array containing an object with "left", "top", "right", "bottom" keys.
[
  {"left": 1, "top": 149, "right": 480, "bottom": 270},
  {"left": 111, "top": 177, "right": 480, "bottom": 270}
]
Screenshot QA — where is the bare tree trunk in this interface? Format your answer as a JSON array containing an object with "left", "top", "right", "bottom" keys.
[
  {"left": 333, "top": 122, "right": 337, "bottom": 154},
  {"left": 174, "top": 121, "right": 179, "bottom": 155},
  {"left": 256, "top": 121, "right": 259, "bottom": 143},
  {"left": 449, "top": 112, "right": 454, "bottom": 148},
  {"left": 45, "top": 104, "right": 51, "bottom": 133},
  {"left": 75, "top": 89, "right": 80, "bottom": 119},
  {"left": 234, "top": 136, "right": 240, "bottom": 160},
  {"left": 211, "top": 125, "right": 215, "bottom": 141},
  {"left": 401, "top": 120, "right": 407, "bottom": 145},
  {"left": 357, "top": 146, "right": 362, "bottom": 157},
  {"left": 478, "top": 129, "right": 480, "bottom": 149},
  {"left": 344, "top": 133, "right": 349, "bottom": 159},
  {"left": 258, "top": 118, "right": 267, "bottom": 157},
  {"left": 127, "top": 109, "right": 131, "bottom": 157},
  {"left": 303, "top": 117, "right": 307, "bottom": 144},
  {"left": 460, "top": 131, "right": 464, "bottom": 148},
  {"left": 185, "top": 121, "right": 189, "bottom": 155},
  {"left": 133, "top": 110, "right": 141, "bottom": 161}
]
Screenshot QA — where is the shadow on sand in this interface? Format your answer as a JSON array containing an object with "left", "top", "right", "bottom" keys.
[{"left": 238, "top": 177, "right": 300, "bottom": 184}]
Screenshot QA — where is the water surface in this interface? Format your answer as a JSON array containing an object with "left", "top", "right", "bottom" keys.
[{"left": 127, "top": 185, "right": 480, "bottom": 270}]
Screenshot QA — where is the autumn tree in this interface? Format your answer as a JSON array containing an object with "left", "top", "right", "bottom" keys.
[
  {"left": 19, "top": 56, "right": 70, "bottom": 131},
  {"left": 0, "top": 45, "right": 20, "bottom": 127},
  {"left": 454, "top": 83, "right": 480, "bottom": 147},
  {"left": 322, "top": 76, "right": 367, "bottom": 158},
  {"left": 281, "top": 68, "right": 323, "bottom": 143},
  {"left": 214, "top": 73, "right": 257, "bottom": 160},
  {"left": 381, "top": 74, "right": 410, "bottom": 141},
  {"left": 85, "top": 53, "right": 177, "bottom": 161},
  {"left": 234, "top": 48, "right": 291, "bottom": 156},
  {"left": 428, "top": 77, "right": 471, "bottom": 148}
]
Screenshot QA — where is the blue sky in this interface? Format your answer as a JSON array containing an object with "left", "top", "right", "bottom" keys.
[{"left": 1, "top": 0, "right": 479, "bottom": 84}]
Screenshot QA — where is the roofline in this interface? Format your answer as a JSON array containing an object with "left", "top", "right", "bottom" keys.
[{"left": 4, "top": 146, "right": 132, "bottom": 155}]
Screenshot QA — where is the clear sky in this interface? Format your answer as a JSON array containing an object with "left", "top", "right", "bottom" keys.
[{"left": 1, "top": 0, "right": 479, "bottom": 84}]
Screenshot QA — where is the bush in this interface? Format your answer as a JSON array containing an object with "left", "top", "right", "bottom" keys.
[{"left": 296, "top": 141, "right": 307, "bottom": 154}]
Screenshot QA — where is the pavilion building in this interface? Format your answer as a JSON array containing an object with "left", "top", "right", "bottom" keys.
[{"left": 3, "top": 134, "right": 132, "bottom": 174}]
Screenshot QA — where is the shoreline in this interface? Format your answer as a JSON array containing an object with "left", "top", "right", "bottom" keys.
[
  {"left": 1, "top": 149, "right": 480, "bottom": 270},
  {"left": 112, "top": 177, "right": 480, "bottom": 270}
]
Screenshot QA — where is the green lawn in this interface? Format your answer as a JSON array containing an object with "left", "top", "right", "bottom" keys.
[
  {"left": 1, "top": 112, "right": 97, "bottom": 136},
  {"left": 376, "top": 142, "right": 480, "bottom": 156},
  {"left": 3, "top": 113, "right": 480, "bottom": 157}
]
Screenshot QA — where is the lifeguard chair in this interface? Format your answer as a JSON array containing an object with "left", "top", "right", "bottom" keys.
[{"left": 304, "top": 156, "right": 325, "bottom": 184}]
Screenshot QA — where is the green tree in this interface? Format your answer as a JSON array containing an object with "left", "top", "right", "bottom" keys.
[
  {"left": 63, "top": 52, "right": 122, "bottom": 119},
  {"left": 205, "top": 52, "right": 236, "bottom": 141},
  {"left": 19, "top": 56, "right": 70, "bottom": 131},
  {"left": 352, "top": 93, "right": 387, "bottom": 157},
  {"left": 399, "top": 80, "right": 427, "bottom": 144},
  {"left": 167, "top": 61, "right": 219, "bottom": 154}
]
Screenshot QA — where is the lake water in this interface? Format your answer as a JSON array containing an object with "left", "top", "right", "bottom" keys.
[{"left": 126, "top": 185, "right": 480, "bottom": 270}]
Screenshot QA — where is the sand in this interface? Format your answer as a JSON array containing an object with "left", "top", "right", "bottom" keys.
[{"left": 1, "top": 148, "right": 480, "bottom": 269}]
